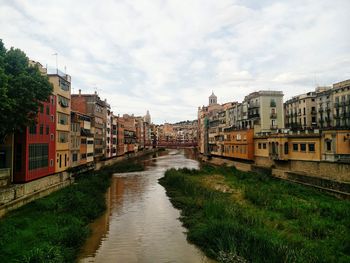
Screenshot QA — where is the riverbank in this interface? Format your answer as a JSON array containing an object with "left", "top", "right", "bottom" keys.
[
  {"left": 159, "top": 164, "right": 350, "bottom": 263},
  {"left": 0, "top": 159, "right": 145, "bottom": 262}
]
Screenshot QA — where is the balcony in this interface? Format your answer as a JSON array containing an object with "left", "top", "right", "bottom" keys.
[
  {"left": 270, "top": 125, "right": 278, "bottom": 130},
  {"left": 248, "top": 113, "right": 260, "bottom": 118},
  {"left": 270, "top": 113, "right": 277, "bottom": 119}
]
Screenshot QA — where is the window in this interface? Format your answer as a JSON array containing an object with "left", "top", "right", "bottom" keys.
[
  {"left": 284, "top": 142, "right": 289, "bottom": 154},
  {"left": 300, "top": 144, "right": 306, "bottom": 152},
  {"left": 29, "top": 125, "right": 36, "bottom": 134},
  {"left": 59, "top": 78, "right": 70, "bottom": 91},
  {"left": 258, "top": 143, "right": 262, "bottom": 149},
  {"left": 293, "top": 143, "right": 298, "bottom": 151},
  {"left": 263, "top": 143, "right": 266, "bottom": 149},
  {"left": 87, "top": 152, "right": 93, "bottom": 157},
  {"left": 46, "top": 106, "right": 50, "bottom": 115},
  {"left": 270, "top": 99, "right": 276, "bottom": 107},
  {"left": 58, "top": 95, "right": 69, "bottom": 108},
  {"left": 50, "top": 134, "right": 54, "bottom": 141},
  {"left": 46, "top": 126, "right": 49, "bottom": 135},
  {"left": 58, "top": 131, "right": 69, "bottom": 143},
  {"left": 51, "top": 115, "right": 54, "bottom": 122},
  {"left": 87, "top": 140, "right": 93, "bottom": 144},
  {"left": 29, "top": 144, "right": 48, "bottom": 170},
  {"left": 308, "top": 144, "right": 315, "bottom": 152},
  {"left": 81, "top": 138, "right": 87, "bottom": 144},
  {"left": 50, "top": 159, "right": 54, "bottom": 167},
  {"left": 58, "top": 113, "right": 69, "bottom": 125},
  {"left": 81, "top": 153, "right": 87, "bottom": 159},
  {"left": 40, "top": 124, "right": 44, "bottom": 135},
  {"left": 72, "top": 153, "right": 78, "bottom": 162},
  {"left": 326, "top": 141, "right": 332, "bottom": 151}
]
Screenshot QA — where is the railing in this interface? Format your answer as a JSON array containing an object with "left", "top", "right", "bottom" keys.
[
  {"left": 248, "top": 113, "right": 260, "bottom": 118},
  {"left": 270, "top": 113, "right": 277, "bottom": 119},
  {"left": 270, "top": 125, "right": 278, "bottom": 129}
]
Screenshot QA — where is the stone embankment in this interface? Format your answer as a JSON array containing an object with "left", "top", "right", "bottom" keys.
[{"left": 199, "top": 155, "right": 350, "bottom": 198}]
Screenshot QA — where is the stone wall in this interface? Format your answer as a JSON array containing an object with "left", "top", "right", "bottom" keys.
[
  {"left": 200, "top": 153, "right": 350, "bottom": 197},
  {"left": 0, "top": 149, "right": 157, "bottom": 218}
]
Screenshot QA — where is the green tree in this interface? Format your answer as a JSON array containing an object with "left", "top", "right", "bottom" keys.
[{"left": 0, "top": 39, "right": 53, "bottom": 140}]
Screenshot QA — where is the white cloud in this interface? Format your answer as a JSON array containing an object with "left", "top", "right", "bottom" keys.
[{"left": 0, "top": 0, "right": 349, "bottom": 123}]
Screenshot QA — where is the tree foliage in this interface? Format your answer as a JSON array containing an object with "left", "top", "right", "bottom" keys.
[{"left": 0, "top": 39, "right": 53, "bottom": 139}]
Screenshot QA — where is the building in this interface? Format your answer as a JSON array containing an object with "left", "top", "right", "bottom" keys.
[
  {"left": 111, "top": 114, "right": 118, "bottom": 157},
  {"left": 71, "top": 91, "right": 109, "bottom": 161},
  {"left": 223, "top": 128, "right": 254, "bottom": 161},
  {"left": 244, "top": 91, "right": 284, "bottom": 134},
  {"left": 48, "top": 70, "right": 72, "bottom": 172},
  {"left": 316, "top": 86, "right": 333, "bottom": 129},
  {"left": 285, "top": 91, "right": 317, "bottom": 130},
  {"left": 116, "top": 116, "right": 125, "bottom": 156},
  {"left": 332, "top": 79, "right": 350, "bottom": 128},
  {"left": 13, "top": 95, "right": 57, "bottom": 182},
  {"left": 106, "top": 108, "right": 112, "bottom": 158},
  {"left": 254, "top": 129, "right": 350, "bottom": 166},
  {"left": 70, "top": 111, "right": 81, "bottom": 167},
  {"left": 123, "top": 114, "right": 137, "bottom": 153}
]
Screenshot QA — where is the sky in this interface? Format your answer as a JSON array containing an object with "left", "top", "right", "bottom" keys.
[{"left": 0, "top": 0, "right": 349, "bottom": 124}]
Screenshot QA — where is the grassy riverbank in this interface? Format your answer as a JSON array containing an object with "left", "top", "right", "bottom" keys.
[
  {"left": 159, "top": 165, "right": 350, "bottom": 263},
  {"left": 0, "top": 160, "right": 144, "bottom": 263}
]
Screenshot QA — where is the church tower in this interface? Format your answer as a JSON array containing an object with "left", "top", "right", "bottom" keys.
[
  {"left": 209, "top": 92, "right": 217, "bottom": 106},
  {"left": 144, "top": 110, "right": 151, "bottom": 124}
]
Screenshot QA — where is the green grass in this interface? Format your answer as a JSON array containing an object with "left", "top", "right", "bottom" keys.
[
  {"left": 159, "top": 165, "right": 350, "bottom": 263},
  {"left": 0, "top": 159, "right": 144, "bottom": 263}
]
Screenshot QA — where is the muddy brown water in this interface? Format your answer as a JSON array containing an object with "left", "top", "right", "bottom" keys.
[{"left": 78, "top": 149, "right": 215, "bottom": 263}]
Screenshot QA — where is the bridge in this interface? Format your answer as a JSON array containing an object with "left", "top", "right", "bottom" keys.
[{"left": 145, "top": 141, "right": 197, "bottom": 148}]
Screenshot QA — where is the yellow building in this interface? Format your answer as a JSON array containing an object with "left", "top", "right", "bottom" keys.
[
  {"left": 254, "top": 129, "right": 350, "bottom": 165},
  {"left": 48, "top": 71, "right": 71, "bottom": 172}
]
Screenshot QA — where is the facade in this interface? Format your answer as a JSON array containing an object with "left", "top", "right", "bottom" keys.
[
  {"left": 106, "top": 108, "right": 112, "bottom": 158},
  {"left": 244, "top": 91, "right": 284, "bottom": 133},
  {"left": 70, "top": 111, "right": 81, "bottom": 167},
  {"left": 333, "top": 80, "right": 350, "bottom": 128},
  {"left": 73, "top": 112, "right": 94, "bottom": 165},
  {"left": 48, "top": 71, "right": 72, "bottom": 173},
  {"left": 71, "top": 91, "right": 108, "bottom": 161},
  {"left": 111, "top": 114, "right": 117, "bottom": 157},
  {"left": 316, "top": 86, "right": 333, "bottom": 129},
  {"left": 285, "top": 91, "right": 317, "bottom": 130},
  {"left": 123, "top": 114, "right": 137, "bottom": 153},
  {"left": 116, "top": 116, "right": 125, "bottom": 156},
  {"left": 223, "top": 128, "right": 254, "bottom": 161},
  {"left": 13, "top": 96, "right": 57, "bottom": 183}
]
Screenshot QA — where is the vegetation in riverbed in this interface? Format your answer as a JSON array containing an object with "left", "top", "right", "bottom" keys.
[
  {"left": 0, "top": 160, "right": 144, "bottom": 263},
  {"left": 159, "top": 165, "right": 350, "bottom": 263}
]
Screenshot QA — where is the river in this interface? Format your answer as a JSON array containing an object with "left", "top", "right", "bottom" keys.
[{"left": 78, "top": 149, "right": 214, "bottom": 263}]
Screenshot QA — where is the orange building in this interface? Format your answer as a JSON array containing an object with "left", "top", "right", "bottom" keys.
[{"left": 223, "top": 128, "right": 254, "bottom": 161}]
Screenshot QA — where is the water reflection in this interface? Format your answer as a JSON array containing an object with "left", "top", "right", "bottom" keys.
[{"left": 78, "top": 149, "right": 214, "bottom": 263}]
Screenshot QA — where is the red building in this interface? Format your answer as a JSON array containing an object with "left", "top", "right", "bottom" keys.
[{"left": 13, "top": 95, "right": 57, "bottom": 183}]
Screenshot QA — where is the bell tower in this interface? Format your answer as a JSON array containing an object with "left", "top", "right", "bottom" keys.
[{"left": 209, "top": 91, "right": 217, "bottom": 106}]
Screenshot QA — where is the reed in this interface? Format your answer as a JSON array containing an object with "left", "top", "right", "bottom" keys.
[{"left": 159, "top": 165, "right": 350, "bottom": 263}]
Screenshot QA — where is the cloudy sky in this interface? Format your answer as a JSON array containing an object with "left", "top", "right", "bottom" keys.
[{"left": 0, "top": 0, "right": 349, "bottom": 123}]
